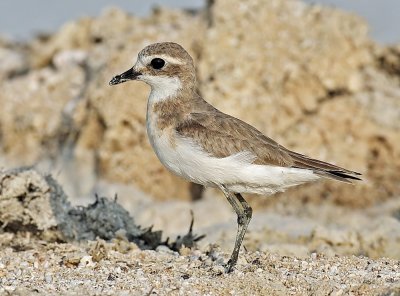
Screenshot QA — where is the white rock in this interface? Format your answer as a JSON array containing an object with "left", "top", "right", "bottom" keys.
[
  {"left": 0, "top": 47, "right": 26, "bottom": 77},
  {"left": 79, "top": 255, "right": 95, "bottom": 267},
  {"left": 53, "top": 50, "right": 88, "bottom": 69},
  {"left": 44, "top": 273, "right": 53, "bottom": 284}
]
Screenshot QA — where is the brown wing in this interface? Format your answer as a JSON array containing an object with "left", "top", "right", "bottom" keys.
[
  {"left": 176, "top": 111, "right": 294, "bottom": 166},
  {"left": 176, "top": 111, "right": 361, "bottom": 183}
]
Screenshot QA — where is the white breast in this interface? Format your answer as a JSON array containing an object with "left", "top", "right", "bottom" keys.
[{"left": 146, "top": 114, "right": 182, "bottom": 176}]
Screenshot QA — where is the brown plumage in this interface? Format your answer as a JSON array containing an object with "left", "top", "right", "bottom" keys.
[
  {"left": 151, "top": 91, "right": 361, "bottom": 183},
  {"left": 109, "top": 41, "right": 361, "bottom": 272},
  {"left": 134, "top": 43, "right": 361, "bottom": 183}
]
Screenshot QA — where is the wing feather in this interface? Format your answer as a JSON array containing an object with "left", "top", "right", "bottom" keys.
[
  {"left": 175, "top": 111, "right": 361, "bottom": 183},
  {"left": 176, "top": 112, "right": 293, "bottom": 166}
]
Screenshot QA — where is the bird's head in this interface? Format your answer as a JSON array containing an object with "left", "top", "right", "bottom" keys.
[{"left": 110, "top": 42, "right": 196, "bottom": 95}]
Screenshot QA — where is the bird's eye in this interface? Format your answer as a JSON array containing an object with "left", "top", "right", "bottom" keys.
[{"left": 150, "top": 58, "right": 165, "bottom": 70}]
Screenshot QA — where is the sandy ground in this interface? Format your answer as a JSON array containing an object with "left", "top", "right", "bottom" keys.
[
  {"left": 0, "top": 240, "right": 399, "bottom": 296},
  {"left": 1, "top": 170, "right": 400, "bottom": 295},
  {"left": 1, "top": 169, "right": 400, "bottom": 295}
]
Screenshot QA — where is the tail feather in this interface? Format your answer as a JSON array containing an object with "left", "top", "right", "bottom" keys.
[
  {"left": 314, "top": 170, "right": 362, "bottom": 184},
  {"left": 286, "top": 150, "right": 362, "bottom": 183}
]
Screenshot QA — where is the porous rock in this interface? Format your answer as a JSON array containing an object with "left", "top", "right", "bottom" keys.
[
  {"left": 0, "top": 168, "right": 204, "bottom": 250},
  {"left": 0, "top": 168, "right": 146, "bottom": 244},
  {"left": 0, "top": 168, "right": 74, "bottom": 241}
]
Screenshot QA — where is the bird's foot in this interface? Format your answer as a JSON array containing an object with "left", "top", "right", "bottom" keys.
[{"left": 224, "top": 259, "right": 236, "bottom": 273}]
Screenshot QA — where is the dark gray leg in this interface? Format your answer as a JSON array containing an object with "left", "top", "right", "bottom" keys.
[{"left": 219, "top": 185, "right": 253, "bottom": 273}]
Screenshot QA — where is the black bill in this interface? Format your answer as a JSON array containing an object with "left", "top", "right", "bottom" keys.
[{"left": 109, "top": 68, "right": 141, "bottom": 85}]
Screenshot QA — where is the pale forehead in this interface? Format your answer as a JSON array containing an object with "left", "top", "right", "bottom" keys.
[{"left": 136, "top": 42, "right": 192, "bottom": 65}]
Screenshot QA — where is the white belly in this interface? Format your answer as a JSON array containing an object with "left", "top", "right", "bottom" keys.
[{"left": 146, "top": 117, "right": 319, "bottom": 195}]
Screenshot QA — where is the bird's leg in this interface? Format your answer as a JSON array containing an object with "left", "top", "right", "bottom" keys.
[
  {"left": 219, "top": 185, "right": 253, "bottom": 273},
  {"left": 228, "top": 192, "right": 252, "bottom": 272}
]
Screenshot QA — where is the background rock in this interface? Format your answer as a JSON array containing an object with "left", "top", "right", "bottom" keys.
[{"left": 0, "top": 0, "right": 399, "bottom": 206}]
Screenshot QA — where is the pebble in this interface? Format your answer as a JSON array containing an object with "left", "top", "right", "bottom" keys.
[
  {"left": 311, "top": 253, "right": 317, "bottom": 260},
  {"left": 330, "top": 266, "right": 338, "bottom": 275},
  {"left": 155, "top": 245, "right": 173, "bottom": 253},
  {"left": 301, "top": 261, "right": 308, "bottom": 269},
  {"left": 44, "top": 273, "right": 53, "bottom": 284},
  {"left": 79, "top": 256, "right": 95, "bottom": 267}
]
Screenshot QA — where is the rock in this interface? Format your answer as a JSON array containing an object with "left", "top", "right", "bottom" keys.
[
  {"left": 0, "top": 46, "right": 27, "bottom": 79},
  {"left": 199, "top": 0, "right": 371, "bottom": 129},
  {"left": 44, "top": 273, "right": 53, "bottom": 284},
  {"left": 0, "top": 64, "right": 86, "bottom": 163},
  {"left": 0, "top": 168, "right": 204, "bottom": 250},
  {"left": 53, "top": 49, "right": 88, "bottom": 69},
  {"left": 0, "top": 168, "right": 73, "bottom": 241}
]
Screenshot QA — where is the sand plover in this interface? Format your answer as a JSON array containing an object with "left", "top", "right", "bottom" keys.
[{"left": 109, "top": 42, "right": 361, "bottom": 272}]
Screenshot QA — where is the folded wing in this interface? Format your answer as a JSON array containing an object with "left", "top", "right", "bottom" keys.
[{"left": 176, "top": 111, "right": 361, "bottom": 183}]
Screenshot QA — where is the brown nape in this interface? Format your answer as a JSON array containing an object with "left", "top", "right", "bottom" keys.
[{"left": 152, "top": 92, "right": 215, "bottom": 131}]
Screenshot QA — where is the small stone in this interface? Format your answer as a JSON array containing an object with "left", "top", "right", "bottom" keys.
[
  {"left": 301, "top": 261, "right": 308, "bottom": 269},
  {"left": 44, "top": 273, "right": 52, "bottom": 284},
  {"left": 107, "top": 273, "right": 116, "bottom": 281},
  {"left": 63, "top": 255, "right": 82, "bottom": 268},
  {"left": 311, "top": 253, "right": 317, "bottom": 260},
  {"left": 79, "top": 255, "right": 95, "bottom": 267},
  {"left": 330, "top": 265, "right": 338, "bottom": 275},
  {"left": 156, "top": 245, "right": 174, "bottom": 254},
  {"left": 14, "top": 269, "right": 22, "bottom": 277},
  {"left": 179, "top": 246, "right": 191, "bottom": 256}
]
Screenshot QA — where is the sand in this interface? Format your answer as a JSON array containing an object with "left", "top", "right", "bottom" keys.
[{"left": 1, "top": 241, "right": 399, "bottom": 296}]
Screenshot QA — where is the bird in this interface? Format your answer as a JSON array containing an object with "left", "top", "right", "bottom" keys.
[{"left": 109, "top": 42, "right": 361, "bottom": 272}]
